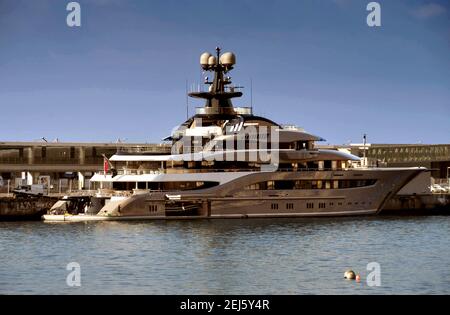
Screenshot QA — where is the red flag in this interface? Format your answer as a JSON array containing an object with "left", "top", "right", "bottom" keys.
[{"left": 103, "top": 157, "right": 109, "bottom": 175}]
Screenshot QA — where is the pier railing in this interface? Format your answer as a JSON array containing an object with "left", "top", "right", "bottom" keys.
[
  {"left": 0, "top": 178, "right": 106, "bottom": 196},
  {"left": 95, "top": 167, "right": 378, "bottom": 176}
]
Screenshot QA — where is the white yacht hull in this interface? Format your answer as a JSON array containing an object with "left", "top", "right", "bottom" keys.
[{"left": 42, "top": 167, "right": 423, "bottom": 222}]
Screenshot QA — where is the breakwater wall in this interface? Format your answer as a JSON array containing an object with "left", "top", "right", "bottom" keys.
[
  {"left": 0, "top": 195, "right": 58, "bottom": 220},
  {"left": 382, "top": 194, "right": 450, "bottom": 215}
]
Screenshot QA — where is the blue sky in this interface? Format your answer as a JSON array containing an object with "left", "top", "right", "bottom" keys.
[{"left": 0, "top": 0, "right": 449, "bottom": 144}]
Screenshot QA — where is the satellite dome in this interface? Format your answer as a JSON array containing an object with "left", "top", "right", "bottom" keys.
[
  {"left": 200, "top": 52, "right": 211, "bottom": 67},
  {"left": 220, "top": 52, "right": 236, "bottom": 66},
  {"left": 208, "top": 55, "right": 217, "bottom": 66}
]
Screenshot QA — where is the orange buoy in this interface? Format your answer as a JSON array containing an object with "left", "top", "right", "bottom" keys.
[
  {"left": 355, "top": 274, "right": 361, "bottom": 282},
  {"left": 344, "top": 270, "right": 356, "bottom": 280}
]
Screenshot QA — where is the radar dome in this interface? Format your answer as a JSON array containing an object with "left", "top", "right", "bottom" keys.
[
  {"left": 220, "top": 52, "right": 236, "bottom": 66},
  {"left": 208, "top": 55, "right": 217, "bottom": 66},
  {"left": 200, "top": 52, "right": 211, "bottom": 67}
]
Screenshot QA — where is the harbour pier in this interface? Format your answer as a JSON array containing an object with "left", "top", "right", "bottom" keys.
[
  {"left": 382, "top": 193, "right": 450, "bottom": 215},
  {"left": 0, "top": 194, "right": 58, "bottom": 220}
]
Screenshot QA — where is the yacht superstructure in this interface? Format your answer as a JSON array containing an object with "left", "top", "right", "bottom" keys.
[{"left": 43, "top": 48, "right": 424, "bottom": 221}]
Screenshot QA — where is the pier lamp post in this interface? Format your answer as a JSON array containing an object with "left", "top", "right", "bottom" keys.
[{"left": 363, "top": 134, "right": 367, "bottom": 167}]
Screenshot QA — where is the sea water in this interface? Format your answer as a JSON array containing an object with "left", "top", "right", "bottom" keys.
[{"left": 1, "top": 215, "right": 449, "bottom": 294}]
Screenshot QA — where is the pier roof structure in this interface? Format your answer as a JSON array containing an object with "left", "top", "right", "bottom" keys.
[
  {"left": 318, "top": 143, "right": 450, "bottom": 180},
  {"left": 0, "top": 141, "right": 170, "bottom": 172}
]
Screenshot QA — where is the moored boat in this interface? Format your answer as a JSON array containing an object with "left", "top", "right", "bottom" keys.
[{"left": 42, "top": 47, "right": 425, "bottom": 222}]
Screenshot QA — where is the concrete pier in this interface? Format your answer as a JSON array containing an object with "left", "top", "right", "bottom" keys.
[
  {"left": 382, "top": 194, "right": 450, "bottom": 215},
  {"left": 0, "top": 194, "right": 58, "bottom": 220}
]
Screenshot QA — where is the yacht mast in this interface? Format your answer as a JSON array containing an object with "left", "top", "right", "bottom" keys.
[{"left": 188, "top": 47, "right": 242, "bottom": 115}]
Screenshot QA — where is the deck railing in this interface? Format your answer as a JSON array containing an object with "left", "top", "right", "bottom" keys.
[
  {"left": 95, "top": 167, "right": 378, "bottom": 176},
  {"left": 115, "top": 145, "right": 172, "bottom": 154}
]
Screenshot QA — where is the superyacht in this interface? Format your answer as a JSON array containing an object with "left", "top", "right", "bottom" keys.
[{"left": 43, "top": 48, "right": 424, "bottom": 221}]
